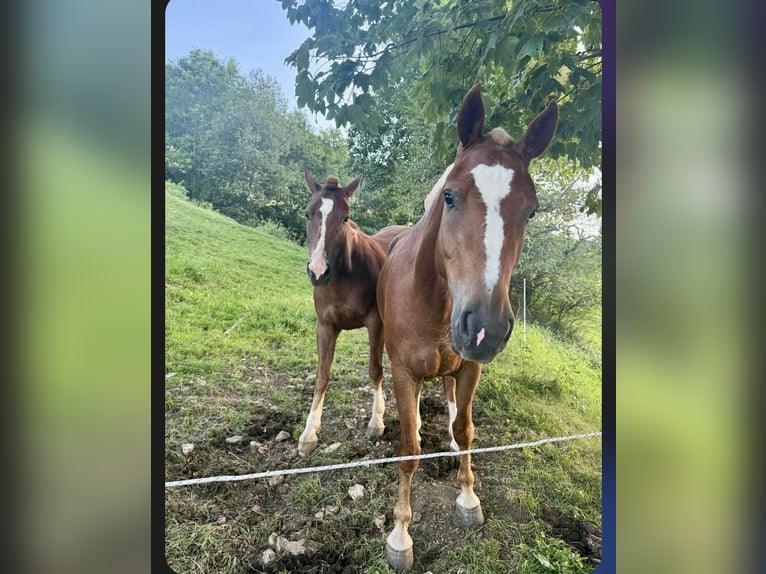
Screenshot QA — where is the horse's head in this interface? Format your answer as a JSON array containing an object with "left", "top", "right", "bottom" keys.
[
  {"left": 435, "top": 85, "right": 558, "bottom": 362},
  {"left": 303, "top": 169, "right": 362, "bottom": 286}
]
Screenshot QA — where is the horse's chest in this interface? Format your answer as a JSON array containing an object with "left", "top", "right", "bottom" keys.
[{"left": 314, "top": 289, "right": 374, "bottom": 329}]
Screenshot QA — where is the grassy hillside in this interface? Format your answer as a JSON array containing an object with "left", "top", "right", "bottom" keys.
[{"left": 165, "top": 181, "right": 602, "bottom": 574}]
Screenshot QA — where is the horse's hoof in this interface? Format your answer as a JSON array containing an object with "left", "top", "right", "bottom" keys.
[
  {"left": 385, "top": 543, "right": 414, "bottom": 572},
  {"left": 455, "top": 502, "right": 485, "bottom": 527},
  {"left": 297, "top": 440, "right": 318, "bottom": 455},
  {"left": 366, "top": 425, "right": 384, "bottom": 439}
]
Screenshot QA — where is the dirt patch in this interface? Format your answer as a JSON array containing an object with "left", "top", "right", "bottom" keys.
[
  {"left": 250, "top": 548, "right": 355, "bottom": 574},
  {"left": 542, "top": 505, "right": 602, "bottom": 565},
  {"left": 166, "top": 372, "right": 601, "bottom": 573}
]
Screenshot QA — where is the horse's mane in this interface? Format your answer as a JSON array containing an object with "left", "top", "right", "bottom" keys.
[
  {"left": 423, "top": 163, "right": 454, "bottom": 212},
  {"left": 343, "top": 220, "right": 385, "bottom": 274}
]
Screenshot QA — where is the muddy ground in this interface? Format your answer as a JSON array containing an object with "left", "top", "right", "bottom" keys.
[{"left": 165, "top": 373, "right": 601, "bottom": 573}]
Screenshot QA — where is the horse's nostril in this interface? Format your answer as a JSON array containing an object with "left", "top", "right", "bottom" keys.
[{"left": 459, "top": 310, "right": 483, "bottom": 345}]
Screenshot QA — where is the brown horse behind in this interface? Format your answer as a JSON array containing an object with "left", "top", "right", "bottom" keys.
[
  {"left": 377, "top": 85, "right": 558, "bottom": 571},
  {"left": 299, "top": 169, "right": 407, "bottom": 453}
]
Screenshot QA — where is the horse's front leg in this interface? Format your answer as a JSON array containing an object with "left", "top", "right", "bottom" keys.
[
  {"left": 386, "top": 368, "right": 422, "bottom": 572},
  {"left": 298, "top": 321, "right": 339, "bottom": 453},
  {"left": 452, "top": 361, "right": 485, "bottom": 527},
  {"left": 365, "top": 315, "right": 385, "bottom": 439}
]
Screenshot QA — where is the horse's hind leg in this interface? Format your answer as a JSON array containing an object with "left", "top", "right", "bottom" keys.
[
  {"left": 299, "top": 321, "right": 339, "bottom": 454},
  {"left": 365, "top": 316, "right": 385, "bottom": 439},
  {"left": 442, "top": 375, "right": 459, "bottom": 451},
  {"left": 452, "top": 362, "right": 485, "bottom": 527}
]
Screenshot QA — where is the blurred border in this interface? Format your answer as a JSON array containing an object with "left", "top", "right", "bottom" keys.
[{"left": 598, "top": 1, "right": 616, "bottom": 572}]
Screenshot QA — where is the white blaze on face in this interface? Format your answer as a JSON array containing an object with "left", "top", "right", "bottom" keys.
[
  {"left": 470, "top": 164, "right": 515, "bottom": 293},
  {"left": 308, "top": 198, "right": 334, "bottom": 278}
]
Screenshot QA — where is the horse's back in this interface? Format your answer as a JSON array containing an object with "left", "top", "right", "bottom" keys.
[{"left": 372, "top": 225, "right": 410, "bottom": 254}]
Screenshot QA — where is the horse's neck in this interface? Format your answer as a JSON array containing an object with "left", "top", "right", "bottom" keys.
[
  {"left": 412, "top": 199, "right": 448, "bottom": 303},
  {"left": 340, "top": 225, "right": 382, "bottom": 275}
]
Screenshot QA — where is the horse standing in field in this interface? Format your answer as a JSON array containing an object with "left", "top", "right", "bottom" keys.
[
  {"left": 377, "top": 84, "right": 558, "bottom": 571},
  {"left": 299, "top": 169, "right": 407, "bottom": 454}
]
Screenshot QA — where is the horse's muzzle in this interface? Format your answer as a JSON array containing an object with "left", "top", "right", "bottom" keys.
[
  {"left": 307, "top": 262, "right": 331, "bottom": 286},
  {"left": 451, "top": 307, "right": 514, "bottom": 363}
]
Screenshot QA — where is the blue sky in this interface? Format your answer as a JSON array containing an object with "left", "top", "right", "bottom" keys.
[{"left": 165, "top": 0, "right": 331, "bottom": 128}]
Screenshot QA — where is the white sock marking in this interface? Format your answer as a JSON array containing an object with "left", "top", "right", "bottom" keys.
[
  {"left": 299, "top": 397, "right": 325, "bottom": 445},
  {"left": 457, "top": 485, "right": 481, "bottom": 509},
  {"left": 369, "top": 385, "right": 385, "bottom": 430},
  {"left": 387, "top": 521, "right": 413, "bottom": 551},
  {"left": 470, "top": 164, "right": 515, "bottom": 292},
  {"left": 416, "top": 389, "right": 422, "bottom": 443},
  {"left": 447, "top": 400, "right": 458, "bottom": 451},
  {"left": 308, "top": 198, "right": 334, "bottom": 277}
]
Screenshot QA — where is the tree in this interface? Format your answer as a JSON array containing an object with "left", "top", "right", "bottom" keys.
[
  {"left": 279, "top": 0, "right": 602, "bottom": 215},
  {"left": 511, "top": 157, "right": 601, "bottom": 333},
  {"left": 346, "top": 66, "right": 445, "bottom": 232},
  {"left": 165, "top": 49, "right": 352, "bottom": 241}
]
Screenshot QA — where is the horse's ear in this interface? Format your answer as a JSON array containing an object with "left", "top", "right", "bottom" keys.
[
  {"left": 515, "top": 100, "right": 558, "bottom": 162},
  {"left": 304, "top": 168, "right": 322, "bottom": 194},
  {"left": 457, "top": 84, "right": 485, "bottom": 148},
  {"left": 343, "top": 175, "right": 362, "bottom": 198}
]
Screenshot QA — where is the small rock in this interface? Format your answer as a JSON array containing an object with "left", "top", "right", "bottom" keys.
[
  {"left": 373, "top": 514, "right": 386, "bottom": 531},
  {"left": 344, "top": 419, "right": 356, "bottom": 429},
  {"left": 348, "top": 484, "right": 365, "bottom": 501},
  {"left": 325, "top": 505, "right": 340, "bottom": 515},
  {"left": 275, "top": 430, "right": 291, "bottom": 442},
  {"left": 314, "top": 511, "right": 324, "bottom": 519},
  {"left": 278, "top": 537, "right": 306, "bottom": 555},
  {"left": 181, "top": 443, "right": 195, "bottom": 456},
  {"left": 216, "top": 516, "right": 227, "bottom": 525},
  {"left": 257, "top": 444, "right": 269, "bottom": 454},
  {"left": 225, "top": 435, "right": 243, "bottom": 444},
  {"left": 165, "top": 372, "right": 176, "bottom": 380},
  {"left": 267, "top": 475, "right": 284, "bottom": 487},
  {"left": 251, "top": 505, "right": 263, "bottom": 514},
  {"left": 261, "top": 548, "right": 276, "bottom": 565},
  {"left": 268, "top": 532, "right": 305, "bottom": 555},
  {"left": 321, "top": 442, "right": 342, "bottom": 454},
  {"left": 412, "top": 511, "right": 422, "bottom": 523}
]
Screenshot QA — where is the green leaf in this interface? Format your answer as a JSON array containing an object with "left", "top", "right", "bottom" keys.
[
  {"left": 534, "top": 552, "right": 552, "bottom": 568},
  {"left": 346, "top": 103, "right": 365, "bottom": 123},
  {"left": 517, "top": 33, "right": 545, "bottom": 61},
  {"left": 293, "top": 43, "right": 310, "bottom": 71}
]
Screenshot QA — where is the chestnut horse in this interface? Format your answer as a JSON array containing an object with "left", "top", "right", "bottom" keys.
[
  {"left": 377, "top": 85, "right": 558, "bottom": 571},
  {"left": 299, "top": 169, "right": 407, "bottom": 454}
]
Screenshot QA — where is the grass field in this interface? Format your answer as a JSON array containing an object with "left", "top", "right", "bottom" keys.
[{"left": 164, "top": 181, "right": 602, "bottom": 573}]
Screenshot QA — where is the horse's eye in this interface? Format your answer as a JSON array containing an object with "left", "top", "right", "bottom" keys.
[
  {"left": 528, "top": 210, "right": 536, "bottom": 219},
  {"left": 444, "top": 191, "right": 455, "bottom": 208},
  {"left": 343, "top": 216, "right": 349, "bottom": 223}
]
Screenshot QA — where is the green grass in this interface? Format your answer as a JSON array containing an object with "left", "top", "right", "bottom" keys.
[{"left": 165, "top": 181, "right": 602, "bottom": 573}]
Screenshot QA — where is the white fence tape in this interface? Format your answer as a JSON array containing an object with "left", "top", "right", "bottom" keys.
[{"left": 165, "top": 431, "right": 601, "bottom": 488}]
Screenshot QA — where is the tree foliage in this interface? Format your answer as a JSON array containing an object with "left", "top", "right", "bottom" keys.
[
  {"left": 346, "top": 67, "right": 445, "bottom": 230},
  {"left": 280, "top": 0, "right": 602, "bottom": 215},
  {"left": 165, "top": 49, "right": 352, "bottom": 241},
  {"left": 511, "top": 157, "right": 601, "bottom": 332}
]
